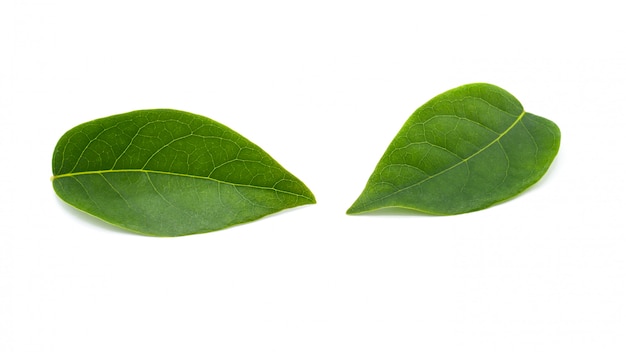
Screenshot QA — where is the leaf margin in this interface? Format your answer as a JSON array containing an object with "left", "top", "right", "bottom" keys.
[
  {"left": 346, "top": 83, "right": 561, "bottom": 215},
  {"left": 51, "top": 108, "right": 316, "bottom": 236}
]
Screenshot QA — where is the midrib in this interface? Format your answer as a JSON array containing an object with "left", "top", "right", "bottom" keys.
[
  {"left": 364, "top": 110, "right": 526, "bottom": 207},
  {"left": 51, "top": 169, "right": 305, "bottom": 198}
]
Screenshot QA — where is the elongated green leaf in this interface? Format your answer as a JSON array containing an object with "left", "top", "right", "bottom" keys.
[
  {"left": 52, "top": 109, "right": 315, "bottom": 236},
  {"left": 347, "top": 83, "right": 560, "bottom": 215}
]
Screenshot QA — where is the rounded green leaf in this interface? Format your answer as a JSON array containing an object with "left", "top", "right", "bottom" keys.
[
  {"left": 347, "top": 83, "right": 561, "bottom": 215},
  {"left": 52, "top": 109, "right": 315, "bottom": 236}
]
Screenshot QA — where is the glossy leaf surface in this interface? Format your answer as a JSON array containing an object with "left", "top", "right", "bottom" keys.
[
  {"left": 52, "top": 109, "right": 315, "bottom": 236},
  {"left": 347, "top": 83, "right": 560, "bottom": 215}
]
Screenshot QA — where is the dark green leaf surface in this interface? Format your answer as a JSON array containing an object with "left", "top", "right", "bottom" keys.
[
  {"left": 347, "top": 83, "right": 560, "bottom": 215},
  {"left": 52, "top": 109, "right": 315, "bottom": 236}
]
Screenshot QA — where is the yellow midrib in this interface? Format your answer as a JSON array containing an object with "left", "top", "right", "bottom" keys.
[
  {"left": 356, "top": 109, "right": 526, "bottom": 210},
  {"left": 51, "top": 169, "right": 312, "bottom": 200}
]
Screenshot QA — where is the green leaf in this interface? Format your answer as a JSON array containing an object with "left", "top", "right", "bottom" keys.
[
  {"left": 52, "top": 109, "right": 315, "bottom": 236},
  {"left": 347, "top": 83, "right": 560, "bottom": 215}
]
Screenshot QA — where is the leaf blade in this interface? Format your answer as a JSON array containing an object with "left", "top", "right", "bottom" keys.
[
  {"left": 52, "top": 109, "right": 315, "bottom": 236},
  {"left": 347, "top": 83, "right": 560, "bottom": 215}
]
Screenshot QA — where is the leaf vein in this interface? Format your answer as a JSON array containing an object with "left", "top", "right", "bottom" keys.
[
  {"left": 368, "top": 110, "right": 527, "bottom": 207},
  {"left": 54, "top": 169, "right": 313, "bottom": 201}
]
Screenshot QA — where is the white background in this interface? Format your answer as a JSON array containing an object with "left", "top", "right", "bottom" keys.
[{"left": 1, "top": 1, "right": 624, "bottom": 351}]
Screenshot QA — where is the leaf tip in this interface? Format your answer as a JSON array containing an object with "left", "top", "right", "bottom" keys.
[
  {"left": 305, "top": 197, "right": 317, "bottom": 206},
  {"left": 300, "top": 187, "right": 317, "bottom": 205},
  {"left": 345, "top": 202, "right": 363, "bottom": 215}
]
